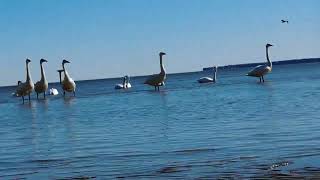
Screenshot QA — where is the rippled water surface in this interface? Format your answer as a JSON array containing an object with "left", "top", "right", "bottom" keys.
[{"left": 1, "top": 63, "right": 320, "bottom": 179}]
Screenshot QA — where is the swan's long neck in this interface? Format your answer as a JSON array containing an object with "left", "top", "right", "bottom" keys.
[
  {"left": 40, "top": 63, "right": 46, "bottom": 81},
  {"left": 62, "top": 63, "right": 70, "bottom": 79},
  {"left": 266, "top": 47, "right": 272, "bottom": 68},
  {"left": 122, "top": 77, "right": 126, "bottom": 87},
  {"left": 213, "top": 68, "right": 217, "bottom": 82},
  {"left": 26, "top": 62, "right": 32, "bottom": 82},
  {"left": 160, "top": 55, "right": 165, "bottom": 74}
]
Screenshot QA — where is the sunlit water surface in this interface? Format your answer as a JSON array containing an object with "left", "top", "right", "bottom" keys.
[{"left": 1, "top": 63, "right": 320, "bottom": 179}]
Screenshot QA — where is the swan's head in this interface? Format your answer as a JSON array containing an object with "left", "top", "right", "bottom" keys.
[
  {"left": 26, "top": 59, "right": 31, "bottom": 64},
  {"left": 266, "top": 43, "right": 273, "bottom": 48},
  {"left": 40, "top": 59, "right": 48, "bottom": 64},
  {"left": 57, "top": 69, "right": 64, "bottom": 73},
  {"left": 62, "top": 59, "right": 70, "bottom": 64},
  {"left": 159, "top": 52, "right": 166, "bottom": 56},
  {"left": 17, "top": 81, "right": 22, "bottom": 85}
]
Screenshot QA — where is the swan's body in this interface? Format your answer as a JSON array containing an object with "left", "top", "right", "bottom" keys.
[
  {"left": 61, "top": 60, "right": 76, "bottom": 96},
  {"left": 49, "top": 88, "right": 59, "bottom": 95},
  {"left": 16, "top": 59, "right": 34, "bottom": 103},
  {"left": 144, "top": 52, "right": 166, "bottom": 91},
  {"left": 115, "top": 76, "right": 132, "bottom": 89},
  {"left": 198, "top": 66, "right": 217, "bottom": 83},
  {"left": 34, "top": 59, "right": 48, "bottom": 99},
  {"left": 247, "top": 44, "right": 273, "bottom": 82}
]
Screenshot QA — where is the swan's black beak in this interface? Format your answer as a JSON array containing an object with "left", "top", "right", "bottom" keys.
[
  {"left": 266, "top": 43, "right": 273, "bottom": 47},
  {"left": 62, "top": 59, "right": 70, "bottom": 64},
  {"left": 26, "top": 59, "right": 31, "bottom": 63},
  {"left": 40, "top": 59, "right": 48, "bottom": 63}
]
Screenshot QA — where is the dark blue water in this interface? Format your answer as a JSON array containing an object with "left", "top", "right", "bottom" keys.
[{"left": 1, "top": 63, "right": 320, "bottom": 179}]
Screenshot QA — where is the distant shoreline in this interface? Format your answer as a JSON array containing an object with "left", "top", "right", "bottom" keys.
[{"left": 203, "top": 58, "right": 320, "bottom": 71}]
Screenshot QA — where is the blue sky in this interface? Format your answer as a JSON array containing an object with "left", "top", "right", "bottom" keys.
[{"left": 0, "top": 0, "right": 319, "bottom": 86}]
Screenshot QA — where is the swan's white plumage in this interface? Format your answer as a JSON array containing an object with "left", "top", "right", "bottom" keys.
[
  {"left": 49, "top": 88, "right": 59, "bottom": 95},
  {"left": 247, "top": 44, "right": 273, "bottom": 81},
  {"left": 198, "top": 66, "right": 217, "bottom": 83},
  {"left": 61, "top": 60, "right": 76, "bottom": 94}
]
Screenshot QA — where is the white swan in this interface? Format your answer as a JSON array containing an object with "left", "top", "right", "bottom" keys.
[
  {"left": 34, "top": 59, "right": 48, "bottom": 99},
  {"left": 198, "top": 66, "right": 218, "bottom": 83},
  {"left": 247, "top": 44, "right": 273, "bottom": 82},
  {"left": 61, "top": 60, "right": 76, "bottom": 96},
  {"left": 144, "top": 52, "right": 166, "bottom": 90},
  {"left": 125, "top": 76, "right": 132, "bottom": 89},
  {"left": 115, "top": 75, "right": 132, "bottom": 89},
  {"left": 16, "top": 59, "right": 34, "bottom": 103},
  {"left": 49, "top": 88, "right": 59, "bottom": 95}
]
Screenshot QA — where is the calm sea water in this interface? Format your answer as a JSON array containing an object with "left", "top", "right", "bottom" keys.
[{"left": 1, "top": 63, "right": 320, "bottom": 179}]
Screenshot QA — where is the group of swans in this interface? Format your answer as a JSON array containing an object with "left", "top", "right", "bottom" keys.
[
  {"left": 14, "top": 44, "right": 273, "bottom": 103},
  {"left": 15, "top": 59, "right": 76, "bottom": 103},
  {"left": 115, "top": 75, "right": 132, "bottom": 89}
]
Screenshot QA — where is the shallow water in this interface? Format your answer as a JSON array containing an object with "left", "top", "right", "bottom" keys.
[{"left": 1, "top": 63, "right": 320, "bottom": 179}]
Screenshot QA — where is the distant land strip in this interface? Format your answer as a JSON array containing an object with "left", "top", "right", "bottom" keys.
[{"left": 203, "top": 58, "right": 320, "bottom": 71}]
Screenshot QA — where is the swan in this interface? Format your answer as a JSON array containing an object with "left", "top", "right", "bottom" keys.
[
  {"left": 34, "top": 59, "right": 48, "bottom": 99},
  {"left": 49, "top": 88, "right": 59, "bottom": 95},
  {"left": 198, "top": 66, "right": 218, "bottom": 83},
  {"left": 61, "top": 60, "right": 76, "bottom": 96},
  {"left": 125, "top": 76, "right": 132, "bottom": 88},
  {"left": 144, "top": 52, "right": 166, "bottom": 90},
  {"left": 115, "top": 76, "right": 132, "bottom": 89},
  {"left": 247, "top": 44, "right": 273, "bottom": 82},
  {"left": 281, "top": 20, "right": 289, "bottom": 24},
  {"left": 16, "top": 59, "right": 34, "bottom": 103}
]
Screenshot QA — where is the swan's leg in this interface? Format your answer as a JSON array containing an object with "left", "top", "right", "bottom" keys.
[
  {"left": 63, "top": 91, "right": 66, "bottom": 96},
  {"left": 73, "top": 91, "right": 76, "bottom": 97},
  {"left": 154, "top": 86, "right": 156, "bottom": 91},
  {"left": 262, "top": 76, "right": 265, "bottom": 82},
  {"left": 44, "top": 92, "right": 46, "bottom": 99},
  {"left": 22, "top": 96, "right": 25, "bottom": 104},
  {"left": 28, "top": 94, "right": 31, "bottom": 101},
  {"left": 157, "top": 86, "right": 160, "bottom": 91},
  {"left": 36, "top": 93, "right": 39, "bottom": 99},
  {"left": 259, "top": 77, "right": 261, "bottom": 83}
]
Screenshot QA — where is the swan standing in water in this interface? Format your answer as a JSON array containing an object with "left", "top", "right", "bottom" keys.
[
  {"left": 144, "top": 52, "right": 166, "bottom": 91},
  {"left": 115, "top": 75, "right": 132, "bottom": 89},
  {"left": 16, "top": 59, "right": 34, "bottom": 103},
  {"left": 61, "top": 60, "right": 76, "bottom": 96},
  {"left": 34, "top": 59, "right": 48, "bottom": 99},
  {"left": 247, "top": 44, "right": 273, "bottom": 82},
  {"left": 198, "top": 66, "right": 218, "bottom": 83}
]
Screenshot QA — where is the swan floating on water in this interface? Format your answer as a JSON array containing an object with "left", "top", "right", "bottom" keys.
[
  {"left": 115, "top": 75, "right": 132, "bottom": 89},
  {"left": 144, "top": 52, "right": 166, "bottom": 91},
  {"left": 15, "top": 59, "right": 34, "bottom": 103},
  {"left": 34, "top": 59, "right": 48, "bottom": 99},
  {"left": 61, "top": 60, "right": 76, "bottom": 96},
  {"left": 198, "top": 66, "right": 217, "bottom": 83},
  {"left": 247, "top": 44, "right": 273, "bottom": 82},
  {"left": 49, "top": 88, "right": 59, "bottom": 95}
]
